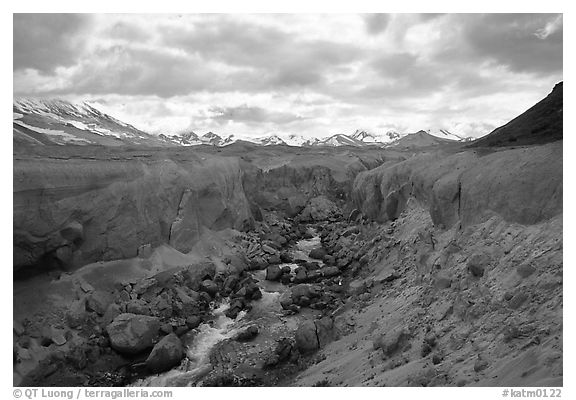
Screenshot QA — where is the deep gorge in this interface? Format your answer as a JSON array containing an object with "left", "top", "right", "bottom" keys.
[{"left": 13, "top": 141, "right": 563, "bottom": 387}]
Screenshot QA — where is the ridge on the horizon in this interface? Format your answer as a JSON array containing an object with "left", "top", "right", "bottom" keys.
[{"left": 13, "top": 97, "right": 478, "bottom": 148}]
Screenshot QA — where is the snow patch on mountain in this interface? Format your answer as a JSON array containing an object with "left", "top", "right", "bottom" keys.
[
  {"left": 426, "top": 128, "right": 473, "bottom": 142},
  {"left": 13, "top": 119, "right": 92, "bottom": 144},
  {"left": 13, "top": 98, "right": 168, "bottom": 147}
]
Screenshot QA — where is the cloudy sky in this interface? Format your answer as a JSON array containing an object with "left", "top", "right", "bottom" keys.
[{"left": 13, "top": 13, "right": 563, "bottom": 139}]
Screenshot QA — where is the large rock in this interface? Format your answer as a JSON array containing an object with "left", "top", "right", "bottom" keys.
[
  {"left": 300, "top": 196, "right": 342, "bottom": 222},
  {"left": 185, "top": 262, "right": 217, "bottom": 290},
  {"left": 265, "top": 265, "right": 283, "bottom": 281},
  {"left": 106, "top": 313, "right": 161, "bottom": 355},
  {"left": 295, "top": 318, "right": 335, "bottom": 354},
  {"left": 373, "top": 326, "right": 410, "bottom": 358},
  {"left": 321, "top": 266, "right": 340, "bottom": 277},
  {"left": 295, "top": 320, "right": 319, "bottom": 354},
  {"left": 145, "top": 333, "right": 185, "bottom": 373},
  {"left": 291, "top": 284, "right": 317, "bottom": 304},
  {"left": 199, "top": 279, "right": 219, "bottom": 297},
  {"left": 309, "top": 247, "right": 327, "bottom": 260},
  {"left": 279, "top": 291, "right": 294, "bottom": 310}
]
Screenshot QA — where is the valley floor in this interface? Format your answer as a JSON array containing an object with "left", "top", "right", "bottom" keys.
[{"left": 13, "top": 200, "right": 562, "bottom": 387}]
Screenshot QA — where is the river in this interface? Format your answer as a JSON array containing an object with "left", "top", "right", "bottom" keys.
[{"left": 134, "top": 229, "right": 323, "bottom": 387}]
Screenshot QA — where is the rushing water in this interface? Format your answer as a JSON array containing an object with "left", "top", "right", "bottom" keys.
[
  {"left": 134, "top": 228, "right": 321, "bottom": 387},
  {"left": 134, "top": 300, "right": 247, "bottom": 387}
]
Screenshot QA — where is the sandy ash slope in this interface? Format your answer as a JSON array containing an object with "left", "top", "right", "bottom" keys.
[{"left": 13, "top": 84, "right": 562, "bottom": 387}]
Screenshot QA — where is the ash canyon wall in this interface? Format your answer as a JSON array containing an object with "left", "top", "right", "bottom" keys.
[{"left": 13, "top": 83, "right": 563, "bottom": 387}]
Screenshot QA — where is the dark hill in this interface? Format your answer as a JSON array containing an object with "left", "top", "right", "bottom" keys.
[{"left": 470, "top": 82, "right": 562, "bottom": 147}]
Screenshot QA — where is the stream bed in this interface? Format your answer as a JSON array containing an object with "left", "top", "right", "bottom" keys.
[{"left": 134, "top": 229, "right": 324, "bottom": 387}]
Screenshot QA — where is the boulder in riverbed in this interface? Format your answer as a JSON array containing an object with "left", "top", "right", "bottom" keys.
[
  {"left": 294, "top": 267, "right": 308, "bottom": 283},
  {"left": 200, "top": 280, "right": 219, "bottom": 297},
  {"left": 265, "top": 265, "right": 283, "bottom": 281},
  {"left": 291, "top": 284, "right": 317, "bottom": 301},
  {"left": 279, "top": 291, "right": 294, "bottom": 310},
  {"left": 235, "top": 325, "right": 259, "bottom": 342},
  {"left": 145, "top": 333, "right": 184, "bottom": 373},
  {"left": 185, "top": 261, "right": 217, "bottom": 290},
  {"left": 186, "top": 315, "right": 202, "bottom": 329},
  {"left": 280, "top": 252, "right": 293, "bottom": 263},
  {"left": 106, "top": 313, "right": 161, "bottom": 355},
  {"left": 309, "top": 248, "right": 327, "bottom": 260}
]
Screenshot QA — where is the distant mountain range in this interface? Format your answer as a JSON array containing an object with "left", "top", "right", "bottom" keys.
[
  {"left": 157, "top": 128, "right": 470, "bottom": 148},
  {"left": 158, "top": 131, "right": 236, "bottom": 147},
  {"left": 13, "top": 98, "right": 474, "bottom": 148}
]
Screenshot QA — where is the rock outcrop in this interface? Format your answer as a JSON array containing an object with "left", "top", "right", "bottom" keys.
[
  {"left": 14, "top": 154, "right": 253, "bottom": 272},
  {"left": 352, "top": 141, "right": 562, "bottom": 228}
]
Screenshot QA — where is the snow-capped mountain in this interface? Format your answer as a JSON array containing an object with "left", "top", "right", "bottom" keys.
[
  {"left": 251, "top": 135, "right": 287, "bottom": 146},
  {"left": 13, "top": 98, "right": 473, "bottom": 149},
  {"left": 297, "top": 129, "right": 402, "bottom": 147},
  {"left": 13, "top": 98, "right": 170, "bottom": 147},
  {"left": 202, "top": 131, "right": 224, "bottom": 146},
  {"left": 350, "top": 129, "right": 401, "bottom": 144},
  {"left": 158, "top": 131, "right": 236, "bottom": 146},
  {"left": 158, "top": 131, "right": 202, "bottom": 146},
  {"left": 301, "top": 128, "right": 469, "bottom": 148},
  {"left": 283, "top": 134, "right": 309, "bottom": 146},
  {"left": 426, "top": 129, "right": 473, "bottom": 142},
  {"left": 315, "top": 134, "right": 365, "bottom": 147}
]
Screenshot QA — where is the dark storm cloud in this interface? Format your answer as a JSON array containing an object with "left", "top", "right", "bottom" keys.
[
  {"left": 58, "top": 46, "right": 217, "bottom": 97},
  {"left": 58, "top": 45, "right": 325, "bottom": 98},
  {"left": 13, "top": 13, "right": 90, "bottom": 72},
  {"left": 437, "top": 13, "right": 562, "bottom": 74},
  {"left": 210, "top": 105, "right": 304, "bottom": 124},
  {"left": 161, "top": 18, "right": 363, "bottom": 88},
  {"left": 364, "top": 13, "right": 390, "bottom": 35}
]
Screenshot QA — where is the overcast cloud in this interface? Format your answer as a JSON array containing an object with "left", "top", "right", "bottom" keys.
[{"left": 13, "top": 13, "right": 563, "bottom": 139}]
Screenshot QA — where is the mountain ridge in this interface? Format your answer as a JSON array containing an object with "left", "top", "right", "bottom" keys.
[
  {"left": 469, "top": 81, "right": 563, "bottom": 147},
  {"left": 13, "top": 97, "right": 474, "bottom": 149}
]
